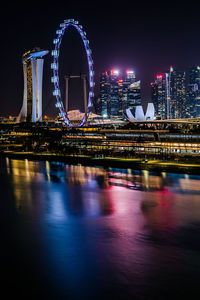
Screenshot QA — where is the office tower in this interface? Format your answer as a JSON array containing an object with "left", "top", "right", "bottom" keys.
[
  {"left": 109, "top": 70, "right": 121, "bottom": 117},
  {"left": 99, "top": 70, "right": 122, "bottom": 118},
  {"left": 122, "top": 70, "right": 136, "bottom": 107},
  {"left": 151, "top": 74, "right": 167, "bottom": 119},
  {"left": 170, "top": 68, "right": 186, "bottom": 119},
  {"left": 99, "top": 69, "right": 141, "bottom": 118},
  {"left": 18, "top": 48, "right": 49, "bottom": 122},
  {"left": 99, "top": 71, "right": 110, "bottom": 118},
  {"left": 122, "top": 70, "right": 141, "bottom": 113},
  {"left": 125, "top": 80, "right": 141, "bottom": 111},
  {"left": 93, "top": 96, "right": 102, "bottom": 115},
  {"left": 187, "top": 66, "right": 200, "bottom": 117},
  {"left": 151, "top": 67, "right": 186, "bottom": 119}
]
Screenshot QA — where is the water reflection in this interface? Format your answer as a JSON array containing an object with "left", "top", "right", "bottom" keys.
[
  {"left": 2, "top": 158, "right": 200, "bottom": 299},
  {"left": 5, "top": 158, "right": 200, "bottom": 220}
]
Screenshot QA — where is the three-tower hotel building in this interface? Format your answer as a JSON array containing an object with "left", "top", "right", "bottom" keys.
[{"left": 18, "top": 48, "right": 49, "bottom": 122}]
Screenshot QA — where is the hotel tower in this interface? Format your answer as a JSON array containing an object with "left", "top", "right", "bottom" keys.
[{"left": 18, "top": 47, "right": 49, "bottom": 122}]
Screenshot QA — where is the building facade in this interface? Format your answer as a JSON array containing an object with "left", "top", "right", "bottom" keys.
[
  {"left": 151, "top": 74, "right": 167, "bottom": 119},
  {"left": 151, "top": 67, "right": 186, "bottom": 120},
  {"left": 186, "top": 66, "right": 200, "bottom": 118},
  {"left": 170, "top": 68, "right": 186, "bottom": 119},
  {"left": 109, "top": 70, "right": 121, "bottom": 117},
  {"left": 99, "top": 70, "right": 141, "bottom": 118},
  {"left": 122, "top": 70, "right": 141, "bottom": 112},
  {"left": 18, "top": 48, "right": 49, "bottom": 122}
]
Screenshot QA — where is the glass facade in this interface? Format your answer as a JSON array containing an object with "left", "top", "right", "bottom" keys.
[
  {"left": 187, "top": 66, "right": 200, "bottom": 118},
  {"left": 170, "top": 69, "right": 186, "bottom": 119},
  {"left": 99, "top": 70, "right": 141, "bottom": 118},
  {"left": 109, "top": 72, "right": 121, "bottom": 117},
  {"left": 99, "top": 72, "right": 110, "bottom": 118},
  {"left": 151, "top": 74, "right": 167, "bottom": 119},
  {"left": 151, "top": 68, "right": 186, "bottom": 120}
]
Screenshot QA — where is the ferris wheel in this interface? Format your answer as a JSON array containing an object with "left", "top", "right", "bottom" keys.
[{"left": 51, "top": 19, "right": 94, "bottom": 126}]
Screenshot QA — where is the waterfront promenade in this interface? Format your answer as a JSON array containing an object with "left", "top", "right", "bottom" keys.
[
  {"left": 1, "top": 120, "right": 200, "bottom": 173},
  {"left": 2, "top": 150, "right": 200, "bottom": 174}
]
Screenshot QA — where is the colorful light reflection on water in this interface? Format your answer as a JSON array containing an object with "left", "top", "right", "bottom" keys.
[{"left": 1, "top": 157, "right": 200, "bottom": 299}]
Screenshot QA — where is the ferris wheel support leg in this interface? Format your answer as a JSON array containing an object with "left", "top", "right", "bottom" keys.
[
  {"left": 82, "top": 75, "right": 87, "bottom": 123},
  {"left": 65, "top": 76, "right": 69, "bottom": 112}
]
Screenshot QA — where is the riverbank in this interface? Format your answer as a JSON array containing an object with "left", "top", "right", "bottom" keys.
[{"left": 2, "top": 150, "right": 200, "bottom": 174}]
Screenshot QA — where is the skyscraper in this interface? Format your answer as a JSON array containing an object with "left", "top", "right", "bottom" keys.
[
  {"left": 151, "top": 67, "right": 186, "bottom": 119},
  {"left": 170, "top": 68, "right": 186, "bottom": 119},
  {"left": 122, "top": 70, "right": 141, "bottom": 112},
  {"left": 99, "top": 69, "right": 141, "bottom": 118},
  {"left": 187, "top": 66, "right": 200, "bottom": 117},
  {"left": 99, "top": 71, "right": 110, "bottom": 118},
  {"left": 108, "top": 70, "right": 121, "bottom": 117},
  {"left": 18, "top": 48, "right": 49, "bottom": 122},
  {"left": 151, "top": 74, "right": 167, "bottom": 119}
]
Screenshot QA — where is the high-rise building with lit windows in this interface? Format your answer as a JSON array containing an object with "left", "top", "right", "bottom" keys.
[
  {"left": 187, "top": 66, "right": 200, "bottom": 117},
  {"left": 99, "top": 71, "right": 110, "bottom": 118},
  {"left": 108, "top": 70, "right": 121, "bottom": 117},
  {"left": 151, "top": 74, "right": 167, "bottom": 119},
  {"left": 99, "top": 69, "right": 141, "bottom": 118},
  {"left": 122, "top": 70, "right": 140, "bottom": 113},
  {"left": 170, "top": 68, "right": 186, "bottom": 119},
  {"left": 151, "top": 67, "right": 186, "bottom": 119}
]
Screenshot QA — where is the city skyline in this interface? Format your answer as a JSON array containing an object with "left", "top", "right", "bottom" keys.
[
  {"left": 98, "top": 69, "right": 141, "bottom": 118},
  {"left": 1, "top": 1, "right": 200, "bottom": 117},
  {"left": 2, "top": 2, "right": 200, "bottom": 299}
]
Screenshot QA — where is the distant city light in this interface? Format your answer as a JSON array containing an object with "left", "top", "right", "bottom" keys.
[
  {"left": 126, "top": 70, "right": 134, "bottom": 74},
  {"left": 118, "top": 79, "right": 123, "bottom": 83},
  {"left": 111, "top": 70, "right": 119, "bottom": 75},
  {"left": 156, "top": 74, "right": 163, "bottom": 79}
]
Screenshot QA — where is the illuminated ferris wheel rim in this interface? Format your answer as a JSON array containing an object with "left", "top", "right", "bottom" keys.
[{"left": 51, "top": 19, "right": 94, "bottom": 126}]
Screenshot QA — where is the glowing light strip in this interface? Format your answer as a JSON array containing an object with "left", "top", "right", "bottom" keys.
[{"left": 52, "top": 19, "right": 94, "bottom": 127}]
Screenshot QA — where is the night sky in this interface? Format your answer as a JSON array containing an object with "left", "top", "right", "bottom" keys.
[{"left": 1, "top": 1, "right": 200, "bottom": 117}]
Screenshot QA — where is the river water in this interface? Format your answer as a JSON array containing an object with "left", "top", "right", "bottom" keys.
[{"left": 1, "top": 157, "right": 200, "bottom": 299}]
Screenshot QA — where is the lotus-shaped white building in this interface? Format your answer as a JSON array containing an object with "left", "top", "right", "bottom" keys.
[{"left": 126, "top": 103, "right": 156, "bottom": 122}]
